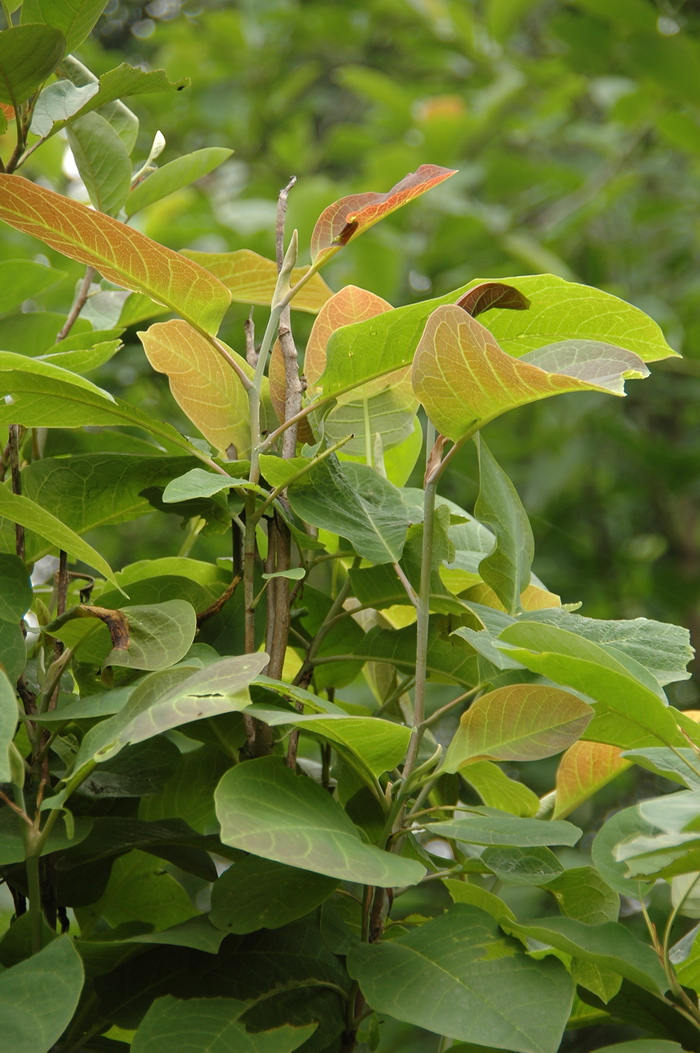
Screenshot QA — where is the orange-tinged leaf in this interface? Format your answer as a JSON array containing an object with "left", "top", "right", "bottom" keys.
[
  {"left": 412, "top": 304, "right": 649, "bottom": 441},
  {"left": 456, "top": 282, "right": 530, "bottom": 318},
  {"left": 443, "top": 684, "right": 594, "bottom": 772},
  {"left": 461, "top": 582, "right": 561, "bottom": 612},
  {"left": 181, "top": 248, "right": 332, "bottom": 314},
  {"left": 305, "top": 285, "right": 392, "bottom": 386},
  {"left": 1, "top": 103, "right": 14, "bottom": 121},
  {"left": 310, "top": 164, "right": 457, "bottom": 265},
  {"left": 138, "top": 319, "right": 251, "bottom": 457},
  {"left": 0, "top": 176, "right": 231, "bottom": 335},
  {"left": 554, "top": 742, "right": 630, "bottom": 819}
]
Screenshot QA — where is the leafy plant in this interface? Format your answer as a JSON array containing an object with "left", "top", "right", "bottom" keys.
[{"left": 0, "top": 4, "right": 699, "bottom": 1053}]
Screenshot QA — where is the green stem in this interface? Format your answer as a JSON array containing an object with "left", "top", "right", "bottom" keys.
[
  {"left": 24, "top": 826, "right": 43, "bottom": 953},
  {"left": 253, "top": 434, "right": 352, "bottom": 522}
]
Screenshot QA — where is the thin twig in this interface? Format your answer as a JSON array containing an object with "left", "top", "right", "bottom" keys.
[
  {"left": 196, "top": 574, "right": 241, "bottom": 624},
  {"left": 55, "top": 267, "right": 95, "bottom": 343},
  {"left": 8, "top": 425, "right": 24, "bottom": 560},
  {"left": 244, "top": 310, "right": 257, "bottom": 367},
  {"left": 0, "top": 789, "right": 32, "bottom": 826}
]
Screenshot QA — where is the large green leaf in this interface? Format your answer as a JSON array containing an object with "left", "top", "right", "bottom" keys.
[
  {"left": 0, "top": 553, "right": 31, "bottom": 621},
  {"left": 0, "top": 936, "right": 84, "bottom": 1053},
  {"left": 0, "top": 177, "right": 230, "bottom": 334},
  {"left": 77, "top": 849, "right": 198, "bottom": 932},
  {"left": 443, "top": 683, "right": 593, "bottom": 772},
  {"left": 0, "top": 482, "right": 118, "bottom": 584},
  {"left": 0, "top": 454, "right": 196, "bottom": 563},
  {"left": 0, "top": 24, "right": 65, "bottom": 106},
  {"left": 412, "top": 307, "right": 648, "bottom": 441},
  {"left": 474, "top": 435, "right": 534, "bottom": 614},
  {"left": 210, "top": 857, "right": 338, "bottom": 935},
  {"left": 477, "top": 274, "right": 678, "bottom": 362},
  {"left": 498, "top": 623, "right": 687, "bottom": 750},
  {"left": 287, "top": 458, "right": 409, "bottom": 564},
  {"left": 45, "top": 599, "right": 197, "bottom": 671},
  {"left": 67, "top": 111, "right": 132, "bottom": 216},
  {"left": 502, "top": 917, "right": 666, "bottom": 994},
  {"left": 215, "top": 756, "right": 424, "bottom": 888},
  {"left": 347, "top": 904, "right": 573, "bottom": 1053},
  {"left": 71, "top": 654, "right": 267, "bottom": 773},
  {"left": 544, "top": 867, "right": 620, "bottom": 924},
  {"left": 21, "top": 0, "right": 107, "bottom": 52},
  {"left": 132, "top": 995, "right": 316, "bottom": 1053},
  {"left": 126, "top": 147, "right": 234, "bottom": 216},
  {"left": 425, "top": 812, "right": 582, "bottom": 847}
]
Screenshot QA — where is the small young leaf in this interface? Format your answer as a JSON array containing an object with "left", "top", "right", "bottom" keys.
[
  {"left": 126, "top": 147, "right": 234, "bottom": 216},
  {"left": 310, "top": 164, "right": 457, "bottom": 265}
]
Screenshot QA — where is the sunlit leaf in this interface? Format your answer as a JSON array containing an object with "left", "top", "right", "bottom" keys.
[
  {"left": 66, "top": 111, "right": 132, "bottom": 216},
  {"left": 126, "top": 147, "right": 234, "bottom": 216},
  {"left": 139, "top": 319, "right": 253, "bottom": 457},
  {"left": 412, "top": 305, "right": 649, "bottom": 441},
  {"left": 459, "top": 760, "right": 540, "bottom": 817},
  {"left": 554, "top": 742, "right": 631, "bottom": 819},
  {"left": 181, "top": 248, "right": 332, "bottom": 313},
  {"left": 0, "top": 177, "right": 230, "bottom": 334},
  {"left": 305, "top": 285, "right": 393, "bottom": 385},
  {"left": 310, "top": 164, "right": 456, "bottom": 265},
  {"left": 21, "top": 0, "right": 107, "bottom": 52},
  {"left": 442, "top": 684, "right": 593, "bottom": 772},
  {"left": 215, "top": 756, "right": 424, "bottom": 887}
]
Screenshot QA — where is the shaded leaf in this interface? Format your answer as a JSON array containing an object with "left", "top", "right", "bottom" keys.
[
  {"left": 347, "top": 904, "right": 573, "bottom": 1053},
  {"left": 456, "top": 282, "right": 530, "bottom": 317},
  {"left": 412, "top": 305, "right": 648, "bottom": 441},
  {"left": 310, "top": 164, "right": 457, "bottom": 265},
  {"left": 474, "top": 434, "right": 534, "bottom": 614},
  {"left": 180, "top": 248, "right": 331, "bottom": 314},
  {"left": 591, "top": 806, "right": 656, "bottom": 897},
  {"left": 132, "top": 995, "right": 315, "bottom": 1053},
  {"left": 0, "top": 553, "right": 31, "bottom": 621},
  {"left": 215, "top": 756, "right": 424, "bottom": 888},
  {"left": 0, "top": 24, "right": 65, "bottom": 107},
  {"left": 425, "top": 812, "right": 581, "bottom": 847},
  {"left": 0, "top": 936, "right": 84, "bottom": 1053},
  {"left": 443, "top": 684, "right": 593, "bottom": 772},
  {"left": 0, "top": 176, "right": 230, "bottom": 334},
  {"left": 0, "top": 259, "right": 66, "bottom": 314},
  {"left": 481, "top": 845, "right": 564, "bottom": 885},
  {"left": 67, "top": 111, "right": 132, "bottom": 217},
  {"left": 210, "top": 857, "right": 338, "bottom": 934},
  {"left": 0, "top": 668, "right": 18, "bottom": 782},
  {"left": 544, "top": 867, "right": 620, "bottom": 925},
  {"left": 554, "top": 742, "right": 631, "bottom": 819}
]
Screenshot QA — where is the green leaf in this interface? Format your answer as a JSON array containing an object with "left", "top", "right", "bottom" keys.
[
  {"left": 287, "top": 458, "right": 409, "bottom": 564},
  {"left": 245, "top": 707, "right": 411, "bottom": 778},
  {"left": 0, "top": 455, "right": 197, "bottom": 563},
  {"left": 474, "top": 435, "right": 534, "bottom": 614},
  {"left": 623, "top": 748, "right": 700, "bottom": 789},
  {"left": 0, "top": 24, "right": 65, "bottom": 107},
  {"left": 347, "top": 904, "right": 573, "bottom": 1053},
  {"left": 72, "top": 654, "right": 267, "bottom": 772},
  {"left": 481, "top": 845, "right": 564, "bottom": 885},
  {"left": 215, "top": 756, "right": 424, "bottom": 888},
  {"left": 0, "top": 553, "right": 31, "bottom": 621},
  {"left": 591, "top": 806, "right": 656, "bottom": 897},
  {"left": 50, "top": 60, "right": 189, "bottom": 135},
  {"left": 0, "top": 936, "right": 84, "bottom": 1053},
  {"left": 21, "top": 0, "right": 107, "bottom": 52},
  {"left": 521, "top": 608, "right": 694, "bottom": 687},
  {"left": 0, "top": 807, "right": 91, "bottom": 865},
  {"left": 459, "top": 760, "right": 540, "bottom": 816},
  {"left": 0, "top": 177, "right": 230, "bottom": 335},
  {"left": 544, "top": 867, "right": 620, "bottom": 924},
  {"left": 412, "top": 308, "right": 648, "bottom": 441},
  {"left": 162, "top": 466, "right": 253, "bottom": 504},
  {"left": 46, "top": 599, "right": 197, "bottom": 671},
  {"left": 498, "top": 623, "right": 687, "bottom": 750},
  {"left": 78, "top": 849, "right": 198, "bottom": 932},
  {"left": 502, "top": 917, "right": 666, "bottom": 994},
  {"left": 41, "top": 338, "right": 123, "bottom": 374},
  {"left": 132, "top": 995, "right": 316, "bottom": 1053},
  {"left": 126, "top": 147, "right": 234, "bottom": 216},
  {"left": 479, "top": 274, "right": 678, "bottom": 363},
  {"left": 443, "top": 879, "right": 517, "bottom": 925},
  {"left": 425, "top": 812, "right": 582, "bottom": 847},
  {"left": 443, "top": 683, "right": 593, "bottom": 772},
  {"left": 0, "top": 619, "right": 26, "bottom": 682},
  {"left": 592, "top": 1043, "right": 685, "bottom": 1053},
  {"left": 67, "top": 111, "right": 133, "bottom": 216},
  {"left": 30, "top": 79, "right": 98, "bottom": 138},
  {"left": 0, "top": 482, "right": 118, "bottom": 585},
  {"left": 0, "top": 356, "right": 224, "bottom": 465},
  {"left": 210, "top": 857, "right": 338, "bottom": 934},
  {"left": 0, "top": 668, "right": 17, "bottom": 782},
  {"left": 0, "top": 260, "right": 66, "bottom": 314},
  {"left": 57, "top": 55, "right": 139, "bottom": 152}
]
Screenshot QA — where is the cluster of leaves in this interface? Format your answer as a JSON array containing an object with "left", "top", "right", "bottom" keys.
[{"left": 1, "top": 4, "right": 700, "bottom": 1053}]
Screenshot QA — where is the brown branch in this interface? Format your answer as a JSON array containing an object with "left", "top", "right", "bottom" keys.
[
  {"left": 55, "top": 267, "right": 95, "bottom": 343},
  {"left": 196, "top": 574, "right": 241, "bottom": 624},
  {"left": 8, "top": 425, "right": 25, "bottom": 560}
]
